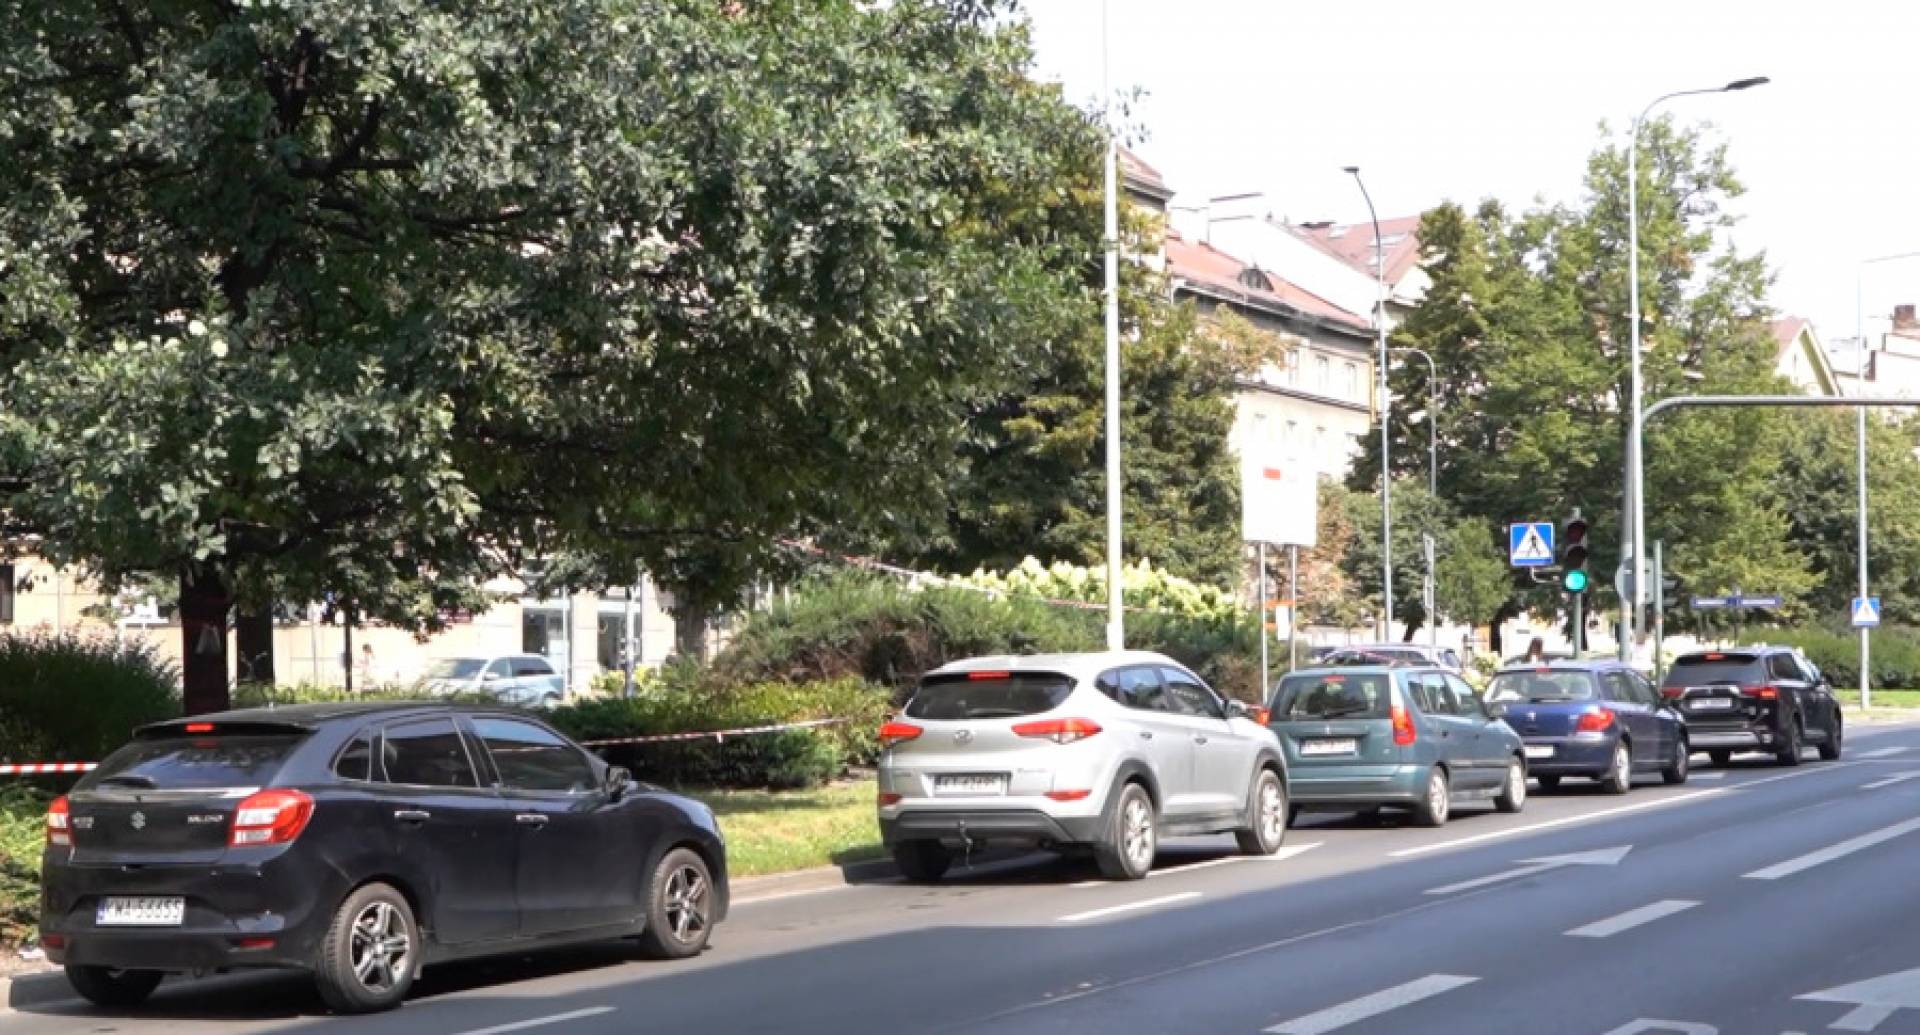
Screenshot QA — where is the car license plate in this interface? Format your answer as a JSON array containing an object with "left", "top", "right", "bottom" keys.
[
  {"left": 1301, "top": 738, "right": 1357, "bottom": 756},
  {"left": 96, "top": 896, "right": 185, "bottom": 928},
  {"left": 1690, "top": 698, "right": 1735, "bottom": 711},
  {"left": 934, "top": 774, "right": 1006, "bottom": 796},
  {"left": 1524, "top": 744, "right": 1554, "bottom": 760}
]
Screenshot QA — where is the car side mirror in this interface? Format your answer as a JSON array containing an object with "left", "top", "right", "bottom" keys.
[
  {"left": 482, "top": 670, "right": 502, "bottom": 682},
  {"left": 1227, "top": 700, "right": 1251, "bottom": 720},
  {"left": 606, "top": 766, "right": 632, "bottom": 801}
]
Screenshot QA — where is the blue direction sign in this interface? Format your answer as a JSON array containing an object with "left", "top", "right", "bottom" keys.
[
  {"left": 1691, "top": 596, "right": 1730, "bottom": 610},
  {"left": 1853, "top": 596, "right": 1882, "bottom": 628},
  {"left": 1691, "top": 593, "right": 1782, "bottom": 611},
  {"left": 1508, "top": 522, "right": 1555, "bottom": 567}
]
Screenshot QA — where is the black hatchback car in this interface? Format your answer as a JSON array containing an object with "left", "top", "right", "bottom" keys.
[
  {"left": 41, "top": 703, "right": 728, "bottom": 1013},
  {"left": 1658, "top": 648, "right": 1843, "bottom": 767}
]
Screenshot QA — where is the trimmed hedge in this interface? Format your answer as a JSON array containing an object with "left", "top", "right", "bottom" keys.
[
  {"left": 1736, "top": 626, "right": 1920, "bottom": 689},
  {"left": 0, "top": 632, "right": 178, "bottom": 764},
  {"left": 547, "top": 676, "right": 891, "bottom": 790},
  {"left": 715, "top": 573, "right": 1268, "bottom": 704},
  {"left": 0, "top": 786, "right": 46, "bottom": 945}
]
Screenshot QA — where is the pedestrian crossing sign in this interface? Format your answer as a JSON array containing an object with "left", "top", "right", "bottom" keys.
[
  {"left": 1852, "top": 596, "right": 1881, "bottom": 628},
  {"left": 1508, "top": 522, "right": 1555, "bottom": 567}
]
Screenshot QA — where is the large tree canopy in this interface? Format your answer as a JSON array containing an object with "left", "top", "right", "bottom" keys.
[{"left": 0, "top": 0, "right": 1103, "bottom": 709}]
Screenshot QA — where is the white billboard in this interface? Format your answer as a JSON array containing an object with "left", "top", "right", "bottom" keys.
[{"left": 1242, "top": 450, "right": 1318, "bottom": 548}]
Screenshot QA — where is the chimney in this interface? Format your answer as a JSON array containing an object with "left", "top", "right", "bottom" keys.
[{"left": 1895, "top": 304, "right": 1918, "bottom": 331}]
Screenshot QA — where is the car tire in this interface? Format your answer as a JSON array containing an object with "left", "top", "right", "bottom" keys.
[
  {"left": 1661, "top": 738, "right": 1690, "bottom": 785},
  {"left": 1536, "top": 775, "right": 1561, "bottom": 791},
  {"left": 1776, "top": 716, "right": 1804, "bottom": 767},
  {"left": 1708, "top": 750, "right": 1732, "bottom": 768},
  {"left": 1095, "top": 782, "right": 1157, "bottom": 880},
  {"left": 891, "top": 840, "right": 953, "bottom": 884},
  {"left": 1234, "top": 769, "right": 1288, "bottom": 855},
  {"left": 1819, "top": 717, "right": 1844, "bottom": 761},
  {"left": 1411, "top": 767, "right": 1450, "bottom": 828},
  {"left": 314, "top": 882, "right": 419, "bottom": 1014},
  {"left": 65, "top": 965, "right": 163, "bottom": 1009},
  {"left": 1494, "top": 758, "right": 1527, "bottom": 813},
  {"left": 1602, "top": 742, "right": 1633, "bottom": 795},
  {"left": 638, "top": 848, "right": 717, "bottom": 960}
]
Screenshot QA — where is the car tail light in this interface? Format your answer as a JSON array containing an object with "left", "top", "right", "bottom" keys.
[
  {"left": 39, "top": 934, "right": 64, "bottom": 949},
  {"left": 230, "top": 789, "right": 314, "bottom": 847},
  {"left": 1660, "top": 687, "right": 1685, "bottom": 699},
  {"left": 877, "top": 791, "right": 903, "bottom": 807},
  {"left": 1011, "top": 718, "right": 1102, "bottom": 744},
  {"left": 1390, "top": 705, "right": 1416, "bottom": 745},
  {"left": 1742, "top": 686, "right": 1779, "bottom": 700},
  {"left": 184, "top": 723, "right": 216, "bottom": 733},
  {"left": 46, "top": 796, "right": 70, "bottom": 848},
  {"left": 878, "top": 722, "right": 923, "bottom": 748},
  {"left": 967, "top": 671, "right": 1013, "bottom": 681},
  {"left": 1576, "top": 708, "right": 1617, "bottom": 733},
  {"left": 1045, "top": 789, "right": 1092, "bottom": 802},
  {"left": 1248, "top": 706, "right": 1271, "bottom": 725}
]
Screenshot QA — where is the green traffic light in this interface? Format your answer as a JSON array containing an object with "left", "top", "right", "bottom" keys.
[{"left": 1563, "top": 570, "right": 1589, "bottom": 593}]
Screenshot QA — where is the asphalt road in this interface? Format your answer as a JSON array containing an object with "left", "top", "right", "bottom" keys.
[{"left": 13, "top": 722, "right": 1920, "bottom": 1035}]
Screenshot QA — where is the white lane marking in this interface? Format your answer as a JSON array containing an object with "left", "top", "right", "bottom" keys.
[
  {"left": 1263, "top": 974, "right": 1479, "bottom": 1034},
  {"left": 1056, "top": 891, "right": 1200, "bottom": 924},
  {"left": 1600, "top": 1022, "right": 1718, "bottom": 1034},
  {"left": 1690, "top": 771, "right": 1728, "bottom": 780},
  {"left": 1859, "top": 746, "right": 1909, "bottom": 758},
  {"left": 1424, "top": 846, "right": 1631, "bottom": 896},
  {"left": 1743, "top": 817, "right": 1920, "bottom": 880},
  {"left": 1565, "top": 899, "right": 1700, "bottom": 938},
  {"left": 1724, "top": 761, "right": 1860, "bottom": 789},
  {"left": 452, "top": 1008, "right": 617, "bottom": 1035},
  {"left": 1797, "top": 964, "right": 1920, "bottom": 1031},
  {"left": 1390, "top": 790, "right": 1725, "bottom": 858},
  {"left": 1264, "top": 841, "right": 1325, "bottom": 862},
  {"left": 1863, "top": 771, "right": 1920, "bottom": 790}
]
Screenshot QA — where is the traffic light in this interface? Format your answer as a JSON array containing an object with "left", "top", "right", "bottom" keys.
[{"left": 1560, "top": 515, "right": 1589, "bottom": 593}]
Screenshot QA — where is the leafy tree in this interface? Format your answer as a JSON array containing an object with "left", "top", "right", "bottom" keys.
[
  {"left": 1293, "top": 480, "right": 1367, "bottom": 630},
  {"left": 1359, "top": 119, "right": 1814, "bottom": 636},
  {"left": 0, "top": 0, "right": 1102, "bottom": 711},
  {"left": 1339, "top": 478, "right": 1513, "bottom": 641},
  {"left": 912, "top": 204, "right": 1287, "bottom": 589},
  {"left": 1776, "top": 411, "right": 1920, "bottom": 624}
]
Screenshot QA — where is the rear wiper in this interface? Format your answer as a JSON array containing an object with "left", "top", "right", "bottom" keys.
[
  {"left": 1314, "top": 705, "right": 1375, "bottom": 719},
  {"left": 965, "top": 708, "right": 1028, "bottom": 719},
  {"left": 1527, "top": 695, "right": 1576, "bottom": 703},
  {"left": 97, "top": 775, "right": 157, "bottom": 789}
]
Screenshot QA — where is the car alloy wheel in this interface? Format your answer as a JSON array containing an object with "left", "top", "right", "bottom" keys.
[
  {"left": 640, "top": 848, "right": 716, "bottom": 959},
  {"left": 1122, "top": 793, "right": 1155, "bottom": 871},
  {"left": 1257, "top": 775, "right": 1286, "bottom": 846},
  {"left": 1605, "top": 743, "right": 1632, "bottom": 794},
  {"left": 349, "top": 901, "right": 412, "bottom": 995},
  {"left": 1413, "top": 768, "right": 1450, "bottom": 827},
  {"left": 663, "top": 861, "right": 711, "bottom": 945},
  {"left": 1495, "top": 759, "right": 1526, "bottom": 813}
]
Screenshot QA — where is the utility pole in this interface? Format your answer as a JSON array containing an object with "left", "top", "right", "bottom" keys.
[{"left": 1100, "top": 0, "right": 1124, "bottom": 650}]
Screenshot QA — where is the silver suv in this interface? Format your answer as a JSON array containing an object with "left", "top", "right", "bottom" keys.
[{"left": 877, "top": 651, "right": 1288, "bottom": 882}]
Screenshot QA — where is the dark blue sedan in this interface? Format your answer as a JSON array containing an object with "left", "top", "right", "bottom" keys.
[{"left": 1486, "top": 661, "right": 1690, "bottom": 793}]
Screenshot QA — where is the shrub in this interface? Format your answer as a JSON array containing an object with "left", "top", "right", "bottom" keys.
[
  {"left": 0, "top": 632, "right": 178, "bottom": 763},
  {"left": 1737, "top": 626, "right": 1920, "bottom": 689},
  {"left": 953, "top": 557, "right": 1241, "bottom": 622},
  {"left": 0, "top": 786, "right": 47, "bottom": 945},
  {"left": 548, "top": 677, "right": 891, "bottom": 789},
  {"left": 231, "top": 681, "right": 495, "bottom": 708}
]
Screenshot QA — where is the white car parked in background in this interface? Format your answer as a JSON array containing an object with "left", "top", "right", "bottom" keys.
[{"left": 421, "top": 654, "right": 565, "bottom": 707}]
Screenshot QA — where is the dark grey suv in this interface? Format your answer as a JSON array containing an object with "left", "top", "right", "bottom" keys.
[{"left": 1658, "top": 647, "right": 1842, "bottom": 766}]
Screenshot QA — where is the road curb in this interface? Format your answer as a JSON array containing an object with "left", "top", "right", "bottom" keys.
[
  {"left": 733, "top": 847, "right": 1043, "bottom": 904},
  {"left": 1, "top": 970, "right": 78, "bottom": 1015}
]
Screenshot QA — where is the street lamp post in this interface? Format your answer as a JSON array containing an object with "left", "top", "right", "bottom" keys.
[
  {"left": 1623, "top": 77, "right": 1768, "bottom": 662},
  {"left": 1345, "top": 166, "right": 1392, "bottom": 641},
  {"left": 1854, "top": 251, "right": 1920, "bottom": 709},
  {"left": 1392, "top": 346, "right": 1438, "bottom": 649},
  {"left": 1100, "top": 0, "right": 1123, "bottom": 649}
]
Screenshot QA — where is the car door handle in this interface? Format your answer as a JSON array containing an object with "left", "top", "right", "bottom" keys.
[
  {"left": 393, "top": 810, "right": 431, "bottom": 824},
  {"left": 1193, "top": 735, "right": 1209, "bottom": 744},
  {"left": 516, "top": 814, "right": 549, "bottom": 828},
  {"left": 1139, "top": 731, "right": 1154, "bottom": 740}
]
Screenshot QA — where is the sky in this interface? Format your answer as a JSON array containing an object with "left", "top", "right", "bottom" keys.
[{"left": 1022, "top": 0, "right": 1920, "bottom": 343}]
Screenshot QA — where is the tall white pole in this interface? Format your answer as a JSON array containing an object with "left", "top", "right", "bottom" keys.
[
  {"left": 1624, "top": 79, "right": 1769, "bottom": 662},
  {"left": 1346, "top": 168, "right": 1390, "bottom": 641},
  {"left": 1101, "top": 0, "right": 1124, "bottom": 650},
  {"left": 1258, "top": 542, "right": 1269, "bottom": 700}
]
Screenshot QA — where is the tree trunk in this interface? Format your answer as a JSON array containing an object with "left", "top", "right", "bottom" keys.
[
  {"left": 673, "top": 610, "right": 708, "bottom": 661},
  {"left": 178, "top": 569, "right": 232, "bottom": 716},
  {"left": 235, "top": 610, "right": 275, "bottom": 688}
]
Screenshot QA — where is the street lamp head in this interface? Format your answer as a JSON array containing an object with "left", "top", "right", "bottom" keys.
[
  {"left": 1342, "top": 165, "right": 1361, "bottom": 175},
  {"left": 1723, "top": 76, "right": 1770, "bottom": 92}
]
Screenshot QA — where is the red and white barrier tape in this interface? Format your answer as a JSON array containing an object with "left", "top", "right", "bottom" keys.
[
  {"left": 0, "top": 763, "right": 96, "bottom": 775},
  {"left": 579, "top": 717, "right": 851, "bottom": 748}
]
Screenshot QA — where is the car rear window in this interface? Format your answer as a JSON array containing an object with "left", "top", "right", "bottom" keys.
[
  {"left": 1663, "top": 654, "right": 1765, "bottom": 687},
  {"left": 88, "top": 734, "right": 307, "bottom": 790},
  {"left": 1272, "top": 673, "right": 1390, "bottom": 720},
  {"left": 1488, "top": 671, "right": 1597, "bottom": 702},
  {"left": 905, "top": 672, "right": 1074, "bottom": 721}
]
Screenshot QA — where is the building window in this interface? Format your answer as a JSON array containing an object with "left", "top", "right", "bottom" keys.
[
  {"left": 1283, "top": 350, "right": 1300, "bottom": 385},
  {"left": 1285, "top": 420, "right": 1298, "bottom": 446},
  {"left": 1316, "top": 426, "right": 1329, "bottom": 454},
  {"left": 1316, "top": 355, "right": 1330, "bottom": 390},
  {"left": 0, "top": 564, "right": 11, "bottom": 625},
  {"left": 1345, "top": 362, "right": 1359, "bottom": 399}
]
